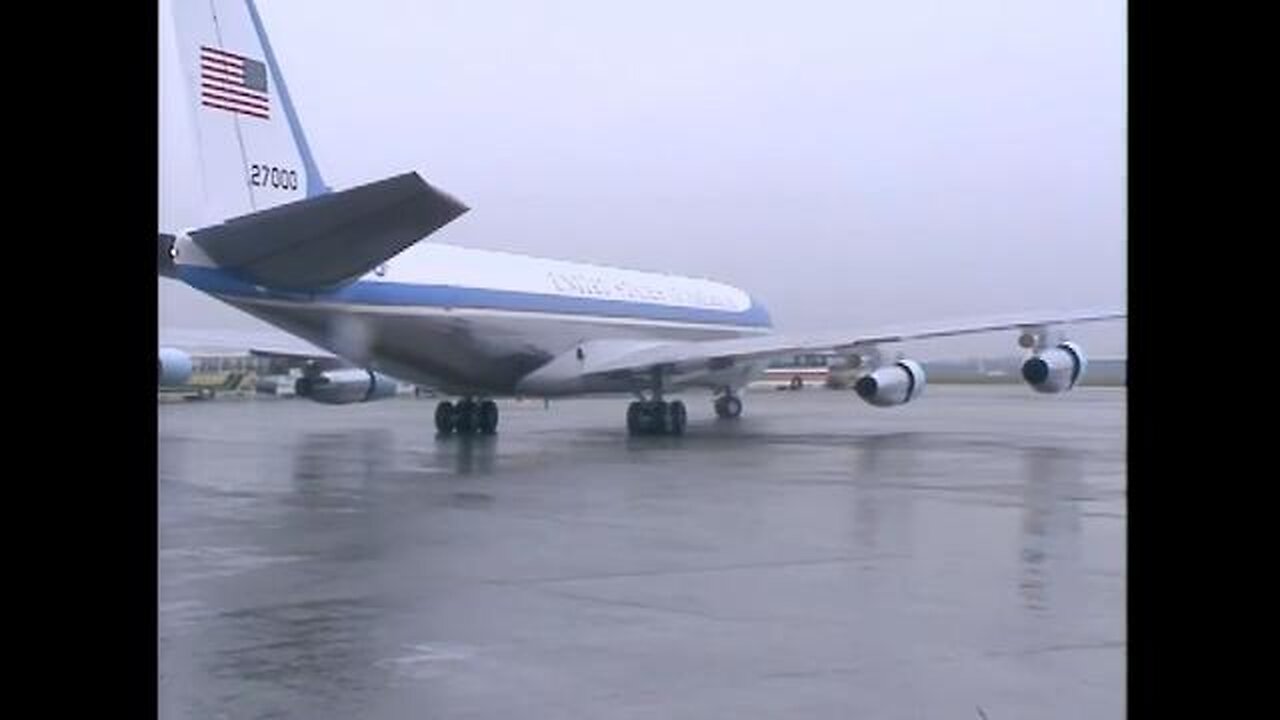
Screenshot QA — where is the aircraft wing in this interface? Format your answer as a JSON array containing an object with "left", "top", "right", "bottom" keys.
[{"left": 575, "top": 311, "right": 1126, "bottom": 379}]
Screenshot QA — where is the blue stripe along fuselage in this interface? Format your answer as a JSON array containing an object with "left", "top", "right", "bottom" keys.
[{"left": 177, "top": 265, "right": 775, "bottom": 329}]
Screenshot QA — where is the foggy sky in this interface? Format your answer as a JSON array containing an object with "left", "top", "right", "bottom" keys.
[{"left": 158, "top": 0, "right": 1126, "bottom": 358}]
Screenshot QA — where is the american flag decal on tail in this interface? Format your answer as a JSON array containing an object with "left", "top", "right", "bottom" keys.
[{"left": 200, "top": 46, "right": 270, "bottom": 119}]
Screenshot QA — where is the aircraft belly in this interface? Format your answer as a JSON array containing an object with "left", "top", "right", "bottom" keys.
[{"left": 224, "top": 299, "right": 759, "bottom": 395}]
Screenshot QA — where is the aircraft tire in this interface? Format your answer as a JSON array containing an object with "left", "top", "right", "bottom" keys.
[
  {"left": 627, "top": 402, "right": 644, "bottom": 436},
  {"left": 478, "top": 400, "right": 499, "bottom": 434},
  {"left": 435, "top": 401, "right": 455, "bottom": 435},
  {"left": 650, "top": 401, "right": 669, "bottom": 435},
  {"left": 714, "top": 395, "right": 742, "bottom": 419},
  {"left": 668, "top": 401, "right": 687, "bottom": 436},
  {"left": 455, "top": 401, "right": 477, "bottom": 434}
]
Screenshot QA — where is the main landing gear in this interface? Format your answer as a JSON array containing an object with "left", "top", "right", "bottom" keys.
[
  {"left": 627, "top": 399, "right": 687, "bottom": 436},
  {"left": 626, "top": 367, "right": 689, "bottom": 437},
  {"left": 435, "top": 398, "right": 499, "bottom": 435}
]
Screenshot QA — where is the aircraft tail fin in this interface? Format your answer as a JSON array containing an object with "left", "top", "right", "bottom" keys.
[
  {"left": 166, "top": 0, "right": 468, "bottom": 290},
  {"left": 170, "top": 0, "right": 330, "bottom": 222}
]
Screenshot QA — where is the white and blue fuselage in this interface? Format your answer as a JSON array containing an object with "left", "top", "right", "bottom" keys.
[{"left": 173, "top": 241, "right": 774, "bottom": 396}]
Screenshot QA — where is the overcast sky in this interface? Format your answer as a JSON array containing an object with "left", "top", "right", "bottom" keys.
[{"left": 159, "top": 0, "right": 1125, "bottom": 357}]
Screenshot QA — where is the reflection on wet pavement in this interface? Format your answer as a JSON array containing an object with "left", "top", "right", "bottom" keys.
[{"left": 160, "top": 386, "right": 1125, "bottom": 719}]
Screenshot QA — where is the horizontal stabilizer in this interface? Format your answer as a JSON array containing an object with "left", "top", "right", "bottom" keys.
[
  {"left": 158, "top": 233, "right": 177, "bottom": 277},
  {"left": 190, "top": 172, "right": 467, "bottom": 290}
]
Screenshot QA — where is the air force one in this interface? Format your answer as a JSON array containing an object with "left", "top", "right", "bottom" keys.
[{"left": 159, "top": 0, "right": 1124, "bottom": 436}]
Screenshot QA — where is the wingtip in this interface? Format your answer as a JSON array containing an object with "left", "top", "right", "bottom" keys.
[{"left": 405, "top": 170, "right": 470, "bottom": 217}]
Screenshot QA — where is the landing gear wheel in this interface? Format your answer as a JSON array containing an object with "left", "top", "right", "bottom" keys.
[
  {"left": 651, "top": 401, "right": 670, "bottom": 435},
  {"left": 478, "top": 400, "right": 499, "bottom": 434},
  {"left": 435, "top": 401, "right": 456, "bottom": 435},
  {"left": 626, "top": 400, "right": 687, "bottom": 436},
  {"left": 454, "top": 400, "right": 477, "bottom": 434},
  {"left": 714, "top": 395, "right": 743, "bottom": 419},
  {"left": 668, "top": 400, "right": 687, "bottom": 436},
  {"left": 627, "top": 402, "right": 644, "bottom": 436}
]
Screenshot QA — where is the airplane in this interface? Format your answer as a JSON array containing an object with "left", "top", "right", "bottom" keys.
[
  {"left": 158, "top": 347, "right": 194, "bottom": 389},
  {"left": 158, "top": 0, "right": 1124, "bottom": 437},
  {"left": 157, "top": 351, "right": 250, "bottom": 400},
  {"left": 158, "top": 328, "right": 390, "bottom": 402}
]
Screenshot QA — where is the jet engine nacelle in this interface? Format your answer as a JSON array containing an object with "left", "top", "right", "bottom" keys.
[
  {"left": 158, "top": 347, "right": 193, "bottom": 386},
  {"left": 1021, "top": 341, "right": 1088, "bottom": 393},
  {"left": 854, "top": 359, "right": 926, "bottom": 407},
  {"left": 295, "top": 369, "right": 398, "bottom": 405}
]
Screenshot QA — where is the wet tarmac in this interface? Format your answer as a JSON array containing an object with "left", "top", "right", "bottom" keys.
[{"left": 159, "top": 386, "right": 1126, "bottom": 719}]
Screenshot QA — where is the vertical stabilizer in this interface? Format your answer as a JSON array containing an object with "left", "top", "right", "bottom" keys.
[{"left": 170, "top": 0, "right": 330, "bottom": 223}]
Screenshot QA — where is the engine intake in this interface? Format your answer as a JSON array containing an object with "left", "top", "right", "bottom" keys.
[
  {"left": 1021, "top": 341, "right": 1087, "bottom": 393},
  {"left": 158, "top": 347, "right": 193, "bottom": 386},
  {"left": 854, "top": 359, "right": 926, "bottom": 407},
  {"left": 295, "top": 369, "right": 398, "bottom": 405}
]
